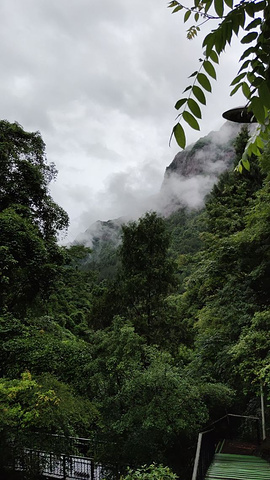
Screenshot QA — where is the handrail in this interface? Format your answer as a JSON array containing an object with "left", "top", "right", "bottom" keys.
[
  {"left": 209, "top": 413, "right": 260, "bottom": 426},
  {"left": 191, "top": 429, "right": 214, "bottom": 480},
  {"left": 6, "top": 447, "right": 117, "bottom": 480},
  {"left": 191, "top": 414, "right": 261, "bottom": 480}
]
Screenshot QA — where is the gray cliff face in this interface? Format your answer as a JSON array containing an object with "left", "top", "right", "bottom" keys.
[
  {"left": 75, "top": 122, "right": 250, "bottom": 245},
  {"left": 164, "top": 121, "right": 243, "bottom": 180},
  {"left": 159, "top": 122, "right": 247, "bottom": 214}
]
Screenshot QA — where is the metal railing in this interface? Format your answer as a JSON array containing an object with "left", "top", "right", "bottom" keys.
[
  {"left": 1, "top": 432, "right": 121, "bottom": 480},
  {"left": 191, "top": 429, "right": 216, "bottom": 480},
  {"left": 8, "top": 449, "right": 116, "bottom": 480},
  {"left": 191, "top": 414, "right": 261, "bottom": 480}
]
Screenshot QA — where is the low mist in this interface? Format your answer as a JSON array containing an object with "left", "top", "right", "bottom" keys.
[{"left": 68, "top": 122, "right": 251, "bottom": 246}]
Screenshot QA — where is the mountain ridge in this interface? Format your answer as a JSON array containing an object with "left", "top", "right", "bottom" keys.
[{"left": 75, "top": 121, "right": 249, "bottom": 247}]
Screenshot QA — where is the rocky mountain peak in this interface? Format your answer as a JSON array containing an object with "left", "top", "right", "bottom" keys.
[
  {"left": 75, "top": 122, "right": 252, "bottom": 245},
  {"left": 164, "top": 121, "right": 243, "bottom": 179},
  {"left": 159, "top": 122, "right": 249, "bottom": 214}
]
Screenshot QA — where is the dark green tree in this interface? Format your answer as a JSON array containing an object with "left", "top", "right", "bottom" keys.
[
  {"left": 172, "top": 128, "right": 265, "bottom": 387},
  {"left": 120, "top": 212, "right": 177, "bottom": 343},
  {"left": 0, "top": 120, "right": 69, "bottom": 316},
  {"left": 205, "top": 126, "right": 264, "bottom": 236},
  {"left": 0, "top": 120, "right": 68, "bottom": 238},
  {"left": 45, "top": 245, "right": 95, "bottom": 334},
  {"left": 86, "top": 318, "right": 233, "bottom": 471}
]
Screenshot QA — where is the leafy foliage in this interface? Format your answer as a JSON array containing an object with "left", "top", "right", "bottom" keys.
[
  {"left": 205, "top": 126, "right": 264, "bottom": 235},
  {"left": 0, "top": 207, "right": 65, "bottom": 315},
  {"left": 0, "top": 121, "right": 68, "bottom": 316},
  {"left": 0, "top": 370, "right": 99, "bottom": 447},
  {"left": 123, "top": 463, "right": 177, "bottom": 480},
  {"left": 120, "top": 212, "right": 177, "bottom": 343},
  {"left": 230, "top": 310, "right": 270, "bottom": 390},
  {"left": 0, "top": 120, "right": 68, "bottom": 238},
  {"left": 84, "top": 318, "right": 221, "bottom": 467},
  {"left": 0, "top": 371, "right": 59, "bottom": 432},
  {"left": 45, "top": 245, "right": 95, "bottom": 334},
  {"left": 168, "top": 0, "right": 270, "bottom": 168},
  {"left": 2, "top": 120, "right": 270, "bottom": 474}
]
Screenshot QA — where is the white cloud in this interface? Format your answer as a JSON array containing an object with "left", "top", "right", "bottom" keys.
[{"left": 0, "top": 0, "right": 247, "bottom": 242}]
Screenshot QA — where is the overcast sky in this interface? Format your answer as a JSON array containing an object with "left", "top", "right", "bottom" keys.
[{"left": 0, "top": 0, "right": 245, "bottom": 242}]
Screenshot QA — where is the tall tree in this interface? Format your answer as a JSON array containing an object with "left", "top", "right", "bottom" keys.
[
  {"left": 0, "top": 120, "right": 68, "bottom": 239},
  {"left": 120, "top": 212, "right": 176, "bottom": 342},
  {"left": 174, "top": 129, "right": 266, "bottom": 386},
  {"left": 0, "top": 120, "right": 68, "bottom": 315}
]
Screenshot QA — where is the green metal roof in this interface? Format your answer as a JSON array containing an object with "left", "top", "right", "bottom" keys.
[{"left": 205, "top": 453, "right": 270, "bottom": 480}]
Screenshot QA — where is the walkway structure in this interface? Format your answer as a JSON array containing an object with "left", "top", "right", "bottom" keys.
[
  {"left": 2, "top": 433, "right": 116, "bottom": 480},
  {"left": 205, "top": 453, "right": 270, "bottom": 480},
  {"left": 192, "top": 414, "right": 270, "bottom": 480}
]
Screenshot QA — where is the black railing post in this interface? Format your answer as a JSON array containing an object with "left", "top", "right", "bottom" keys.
[
  {"left": 191, "top": 432, "right": 202, "bottom": 480},
  {"left": 63, "top": 454, "right": 66, "bottom": 480},
  {"left": 257, "top": 418, "right": 261, "bottom": 445},
  {"left": 91, "top": 458, "right": 95, "bottom": 480},
  {"left": 227, "top": 414, "right": 231, "bottom": 440},
  {"left": 21, "top": 448, "right": 25, "bottom": 473},
  {"left": 12, "top": 444, "right": 16, "bottom": 473},
  {"left": 191, "top": 429, "right": 216, "bottom": 480}
]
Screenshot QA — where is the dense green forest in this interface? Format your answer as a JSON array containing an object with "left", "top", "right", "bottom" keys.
[{"left": 0, "top": 120, "right": 269, "bottom": 478}]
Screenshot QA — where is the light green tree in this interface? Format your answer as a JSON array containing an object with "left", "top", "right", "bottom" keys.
[{"left": 0, "top": 370, "right": 100, "bottom": 440}]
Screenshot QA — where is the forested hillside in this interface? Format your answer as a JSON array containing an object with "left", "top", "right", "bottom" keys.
[{"left": 0, "top": 120, "right": 269, "bottom": 479}]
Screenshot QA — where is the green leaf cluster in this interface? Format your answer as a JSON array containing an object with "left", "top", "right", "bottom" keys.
[
  {"left": 168, "top": 1, "right": 270, "bottom": 167},
  {"left": 123, "top": 463, "right": 177, "bottom": 480}
]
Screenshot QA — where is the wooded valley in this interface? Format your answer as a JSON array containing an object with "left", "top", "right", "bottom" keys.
[{"left": 0, "top": 120, "right": 269, "bottom": 479}]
